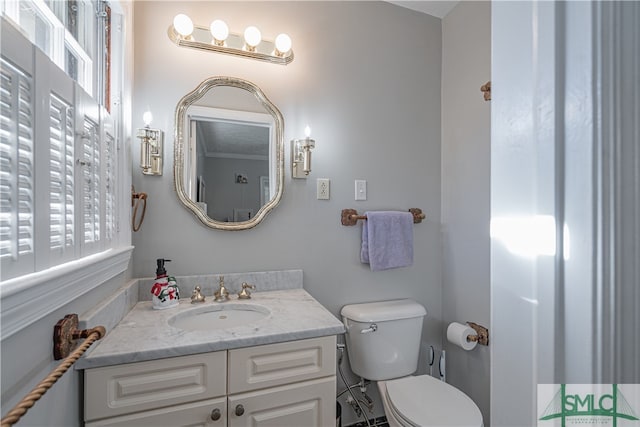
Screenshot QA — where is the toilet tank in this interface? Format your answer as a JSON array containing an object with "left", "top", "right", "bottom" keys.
[{"left": 341, "top": 299, "right": 427, "bottom": 381}]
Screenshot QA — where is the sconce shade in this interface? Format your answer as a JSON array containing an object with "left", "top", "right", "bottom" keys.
[
  {"left": 137, "top": 127, "right": 164, "bottom": 176},
  {"left": 210, "top": 19, "right": 229, "bottom": 43},
  {"left": 173, "top": 14, "right": 194, "bottom": 37},
  {"left": 291, "top": 126, "right": 316, "bottom": 179},
  {"left": 138, "top": 111, "right": 163, "bottom": 175}
]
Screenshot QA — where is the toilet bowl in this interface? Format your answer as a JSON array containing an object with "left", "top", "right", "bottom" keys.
[
  {"left": 378, "top": 375, "right": 483, "bottom": 427},
  {"left": 340, "top": 299, "right": 483, "bottom": 427}
]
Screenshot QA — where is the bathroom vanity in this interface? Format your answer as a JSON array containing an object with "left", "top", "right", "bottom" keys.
[
  {"left": 77, "top": 284, "right": 344, "bottom": 427},
  {"left": 84, "top": 337, "right": 336, "bottom": 426}
]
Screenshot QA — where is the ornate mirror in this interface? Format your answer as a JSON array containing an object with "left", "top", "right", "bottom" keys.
[{"left": 174, "top": 76, "right": 284, "bottom": 230}]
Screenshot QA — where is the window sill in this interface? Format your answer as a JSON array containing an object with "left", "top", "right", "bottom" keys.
[{"left": 0, "top": 246, "right": 133, "bottom": 340}]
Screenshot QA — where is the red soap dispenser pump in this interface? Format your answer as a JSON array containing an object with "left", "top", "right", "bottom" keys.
[{"left": 150, "top": 259, "right": 180, "bottom": 310}]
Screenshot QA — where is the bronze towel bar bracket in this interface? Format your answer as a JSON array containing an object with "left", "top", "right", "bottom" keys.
[
  {"left": 341, "top": 208, "right": 426, "bottom": 226},
  {"left": 480, "top": 81, "right": 491, "bottom": 101},
  {"left": 53, "top": 313, "right": 105, "bottom": 360}
]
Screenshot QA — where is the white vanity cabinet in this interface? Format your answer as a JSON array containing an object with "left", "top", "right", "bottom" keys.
[{"left": 84, "top": 336, "right": 336, "bottom": 427}]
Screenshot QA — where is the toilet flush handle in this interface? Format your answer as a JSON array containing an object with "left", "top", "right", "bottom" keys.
[{"left": 360, "top": 323, "right": 377, "bottom": 334}]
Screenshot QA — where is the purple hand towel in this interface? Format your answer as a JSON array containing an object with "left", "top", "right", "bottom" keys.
[{"left": 360, "top": 211, "right": 414, "bottom": 271}]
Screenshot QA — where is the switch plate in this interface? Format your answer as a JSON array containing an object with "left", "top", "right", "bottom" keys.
[
  {"left": 317, "top": 178, "right": 330, "bottom": 200},
  {"left": 355, "top": 180, "right": 367, "bottom": 201}
]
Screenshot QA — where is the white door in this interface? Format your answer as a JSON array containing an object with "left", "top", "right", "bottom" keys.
[{"left": 490, "top": 1, "right": 640, "bottom": 425}]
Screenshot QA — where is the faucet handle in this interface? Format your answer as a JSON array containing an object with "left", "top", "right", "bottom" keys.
[
  {"left": 191, "top": 285, "right": 205, "bottom": 303},
  {"left": 238, "top": 282, "right": 256, "bottom": 299}
]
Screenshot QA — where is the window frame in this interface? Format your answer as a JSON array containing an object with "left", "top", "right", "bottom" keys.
[{"left": 2, "top": 0, "right": 96, "bottom": 96}]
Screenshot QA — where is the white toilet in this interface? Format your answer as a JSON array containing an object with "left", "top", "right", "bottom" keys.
[{"left": 341, "top": 299, "right": 483, "bottom": 427}]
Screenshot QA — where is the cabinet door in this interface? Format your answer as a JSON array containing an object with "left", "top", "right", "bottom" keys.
[
  {"left": 85, "top": 397, "right": 227, "bottom": 426},
  {"left": 228, "top": 376, "right": 335, "bottom": 427}
]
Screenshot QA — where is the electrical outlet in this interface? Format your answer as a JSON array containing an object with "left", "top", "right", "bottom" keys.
[
  {"left": 317, "top": 178, "right": 330, "bottom": 200},
  {"left": 355, "top": 180, "right": 367, "bottom": 201}
]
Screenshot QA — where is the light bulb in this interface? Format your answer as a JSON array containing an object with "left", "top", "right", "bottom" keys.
[
  {"left": 244, "top": 26, "right": 262, "bottom": 48},
  {"left": 304, "top": 126, "right": 311, "bottom": 138},
  {"left": 274, "top": 33, "right": 292, "bottom": 55},
  {"left": 210, "top": 19, "right": 229, "bottom": 43},
  {"left": 173, "top": 14, "right": 194, "bottom": 37},
  {"left": 143, "top": 111, "right": 153, "bottom": 127}
]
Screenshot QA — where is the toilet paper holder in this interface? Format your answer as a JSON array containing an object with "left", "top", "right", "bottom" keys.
[{"left": 465, "top": 322, "right": 489, "bottom": 346}]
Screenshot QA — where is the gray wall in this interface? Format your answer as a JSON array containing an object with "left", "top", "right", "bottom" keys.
[
  {"left": 132, "top": 1, "right": 441, "bottom": 424},
  {"left": 441, "top": 1, "right": 491, "bottom": 423}
]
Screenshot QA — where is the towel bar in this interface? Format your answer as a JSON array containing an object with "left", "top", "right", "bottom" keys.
[{"left": 341, "top": 208, "right": 426, "bottom": 226}]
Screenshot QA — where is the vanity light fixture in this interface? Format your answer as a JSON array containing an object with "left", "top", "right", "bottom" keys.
[
  {"left": 291, "top": 126, "right": 315, "bottom": 179},
  {"left": 137, "top": 111, "right": 164, "bottom": 176},
  {"left": 167, "top": 14, "right": 294, "bottom": 65}
]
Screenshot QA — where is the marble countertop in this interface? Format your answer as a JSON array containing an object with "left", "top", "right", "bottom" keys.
[{"left": 76, "top": 288, "right": 345, "bottom": 370}]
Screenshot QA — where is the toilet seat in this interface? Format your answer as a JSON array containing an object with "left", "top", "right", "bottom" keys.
[{"left": 381, "top": 375, "right": 482, "bottom": 427}]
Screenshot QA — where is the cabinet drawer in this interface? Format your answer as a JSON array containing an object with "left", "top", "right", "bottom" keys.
[
  {"left": 85, "top": 396, "right": 226, "bottom": 427},
  {"left": 85, "top": 351, "right": 226, "bottom": 421},
  {"left": 228, "top": 336, "right": 335, "bottom": 394}
]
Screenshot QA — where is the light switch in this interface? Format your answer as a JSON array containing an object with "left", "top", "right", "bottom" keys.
[{"left": 355, "top": 180, "right": 367, "bottom": 201}]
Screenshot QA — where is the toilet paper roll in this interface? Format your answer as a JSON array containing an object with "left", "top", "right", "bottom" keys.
[{"left": 447, "top": 322, "right": 478, "bottom": 351}]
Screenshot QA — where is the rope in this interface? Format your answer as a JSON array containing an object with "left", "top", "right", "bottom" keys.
[{"left": 0, "top": 326, "right": 106, "bottom": 427}]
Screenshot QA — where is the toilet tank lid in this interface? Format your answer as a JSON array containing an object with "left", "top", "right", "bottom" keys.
[{"left": 341, "top": 299, "right": 427, "bottom": 322}]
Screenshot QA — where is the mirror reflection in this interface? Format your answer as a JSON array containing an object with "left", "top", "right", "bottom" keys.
[{"left": 174, "top": 77, "right": 284, "bottom": 230}]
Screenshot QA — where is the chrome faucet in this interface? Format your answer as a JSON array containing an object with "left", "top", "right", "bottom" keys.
[{"left": 213, "top": 276, "right": 229, "bottom": 302}]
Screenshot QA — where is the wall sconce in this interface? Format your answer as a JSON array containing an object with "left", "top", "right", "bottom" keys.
[
  {"left": 291, "top": 126, "right": 315, "bottom": 179},
  {"left": 167, "top": 14, "right": 293, "bottom": 65},
  {"left": 137, "top": 111, "right": 163, "bottom": 176}
]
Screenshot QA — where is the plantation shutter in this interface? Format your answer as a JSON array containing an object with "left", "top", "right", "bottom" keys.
[
  {"left": 81, "top": 115, "right": 101, "bottom": 250},
  {"left": 1, "top": 13, "right": 125, "bottom": 285},
  {"left": 103, "top": 117, "right": 116, "bottom": 241},
  {"left": 49, "top": 93, "right": 75, "bottom": 254},
  {"left": 0, "top": 57, "right": 35, "bottom": 280}
]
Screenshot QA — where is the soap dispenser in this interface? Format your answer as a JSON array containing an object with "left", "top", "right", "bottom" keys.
[{"left": 150, "top": 259, "right": 180, "bottom": 310}]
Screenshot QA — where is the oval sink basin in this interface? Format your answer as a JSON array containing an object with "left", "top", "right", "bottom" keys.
[{"left": 169, "top": 304, "right": 270, "bottom": 331}]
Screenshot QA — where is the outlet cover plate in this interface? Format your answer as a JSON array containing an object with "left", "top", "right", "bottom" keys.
[{"left": 317, "top": 178, "right": 330, "bottom": 200}]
